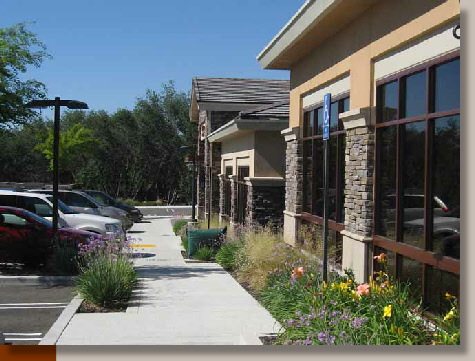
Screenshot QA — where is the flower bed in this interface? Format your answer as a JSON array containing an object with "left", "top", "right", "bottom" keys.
[{"left": 215, "top": 225, "right": 460, "bottom": 345}]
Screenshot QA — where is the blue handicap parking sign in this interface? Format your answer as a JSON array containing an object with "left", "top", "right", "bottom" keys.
[{"left": 323, "top": 93, "right": 331, "bottom": 140}]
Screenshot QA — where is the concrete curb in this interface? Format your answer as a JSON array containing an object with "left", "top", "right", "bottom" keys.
[
  {"left": 0, "top": 275, "right": 76, "bottom": 286},
  {"left": 39, "top": 295, "right": 83, "bottom": 345}
]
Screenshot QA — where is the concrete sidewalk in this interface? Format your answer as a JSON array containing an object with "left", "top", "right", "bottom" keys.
[{"left": 55, "top": 218, "right": 280, "bottom": 345}]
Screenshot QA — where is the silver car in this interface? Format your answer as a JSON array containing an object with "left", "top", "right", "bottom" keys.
[{"left": 29, "top": 189, "right": 133, "bottom": 230}]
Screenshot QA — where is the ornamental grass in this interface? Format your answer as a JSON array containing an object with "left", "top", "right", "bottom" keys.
[{"left": 76, "top": 235, "right": 137, "bottom": 309}]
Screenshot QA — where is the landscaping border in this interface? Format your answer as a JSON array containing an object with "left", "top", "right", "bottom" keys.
[{"left": 39, "top": 295, "right": 83, "bottom": 345}]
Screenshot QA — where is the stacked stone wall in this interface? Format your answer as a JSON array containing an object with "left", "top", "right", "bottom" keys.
[
  {"left": 246, "top": 185, "right": 285, "bottom": 228},
  {"left": 343, "top": 127, "right": 375, "bottom": 236}
]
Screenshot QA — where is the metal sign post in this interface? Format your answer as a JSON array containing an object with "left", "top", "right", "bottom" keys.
[{"left": 322, "top": 93, "right": 331, "bottom": 282}]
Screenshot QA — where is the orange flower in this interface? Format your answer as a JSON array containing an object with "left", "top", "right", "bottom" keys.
[
  {"left": 356, "top": 283, "right": 370, "bottom": 296},
  {"left": 373, "top": 253, "right": 387, "bottom": 263},
  {"left": 292, "top": 267, "right": 304, "bottom": 278}
]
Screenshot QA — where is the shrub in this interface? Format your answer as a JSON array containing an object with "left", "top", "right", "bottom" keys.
[
  {"left": 173, "top": 220, "right": 188, "bottom": 234},
  {"left": 77, "top": 234, "right": 137, "bottom": 309},
  {"left": 77, "top": 255, "right": 137, "bottom": 309},
  {"left": 181, "top": 233, "right": 188, "bottom": 252},
  {"left": 194, "top": 245, "right": 215, "bottom": 261},
  {"left": 234, "top": 225, "right": 310, "bottom": 292},
  {"left": 215, "top": 241, "right": 242, "bottom": 270}
]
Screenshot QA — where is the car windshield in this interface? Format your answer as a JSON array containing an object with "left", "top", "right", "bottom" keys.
[
  {"left": 46, "top": 196, "right": 77, "bottom": 214},
  {"left": 87, "top": 191, "right": 115, "bottom": 206},
  {"left": 7, "top": 209, "right": 53, "bottom": 228}
]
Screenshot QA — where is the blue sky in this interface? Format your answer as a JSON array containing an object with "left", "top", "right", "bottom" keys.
[{"left": 2, "top": 0, "right": 302, "bottom": 113}]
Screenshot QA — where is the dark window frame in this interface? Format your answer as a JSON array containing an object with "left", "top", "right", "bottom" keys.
[
  {"left": 301, "top": 93, "right": 349, "bottom": 231},
  {"left": 374, "top": 50, "right": 460, "bottom": 312}
]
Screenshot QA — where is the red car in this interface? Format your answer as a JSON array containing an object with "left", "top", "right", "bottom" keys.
[{"left": 0, "top": 206, "right": 99, "bottom": 266}]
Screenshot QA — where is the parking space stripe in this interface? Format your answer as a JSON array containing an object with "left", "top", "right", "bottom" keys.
[
  {"left": 4, "top": 333, "right": 42, "bottom": 336},
  {"left": 0, "top": 306, "right": 67, "bottom": 309},
  {"left": 0, "top": 303, "right": 69, "bottom": 306},
  {"left": 5, "top": 338, "right": 43, "bottom": 341}
]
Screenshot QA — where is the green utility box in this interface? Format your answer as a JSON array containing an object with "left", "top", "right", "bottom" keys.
[{"left": 187, "top": 227, "right": 227, "bottom": 258}]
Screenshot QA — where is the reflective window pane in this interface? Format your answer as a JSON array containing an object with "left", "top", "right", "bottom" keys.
[
  {"left": 399, "top": 256, "right": 423, "bottom": 301},
  {"left": 403, "top": 71, "right": 426, "bottom": 118},
  {"left": 342, "top": 97, "right": 350, "bottom": 113},
  {"left": 434, "top": 58, "right": 460, "bottom": 112},
  {"left": 303, "top": 111, "right": 312, "bottom": 137},
  {"left": 376, "top": 127, "right": 397, "bottom": 239},
  {"left": 313, "top": 140, "right": 324, "bottom": 217},
  {"left": 316, "top": 107, "right": 323, "bottom": 135},
  {"left": 330, "top": 101, "right": 339, "bottom": 132},
  {"left": 402, "top": 121, "right": 425, "bottom": 249},
  {"left": 427, "top": 267, "right": 459, "bottom": 315},
  {"left": 379, "top": 81, "right": 398, "bottom": 123},
  {"left": 432, "top": 115, "right": 460, "bottom": 259}
]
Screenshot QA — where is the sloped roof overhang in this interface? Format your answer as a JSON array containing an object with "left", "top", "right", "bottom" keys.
[
  {"left": 207, "top": 118, "right": 288, "bottom": 143},
  {"left": 257, "top": 0, "right": 378, "bottom": 70}
]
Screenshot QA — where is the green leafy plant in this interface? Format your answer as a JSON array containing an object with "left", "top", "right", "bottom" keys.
[
  {"left": 181, "top": 233, "right": 188, "bottom": 252},
  {"left": 215, "top": 242, "right": 242, "bottom": 270},
  {"left": 173, "top": 220, "right": 188, "bottom": 234},
  {"left": 194, "top": 246, "right": 215, "bottom": 262}
]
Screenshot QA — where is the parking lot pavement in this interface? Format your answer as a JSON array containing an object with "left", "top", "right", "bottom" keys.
[{"left": 0, "top": 284, "right": 76, "bottom": 345}]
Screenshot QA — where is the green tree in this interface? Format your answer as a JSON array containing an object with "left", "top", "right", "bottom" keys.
[
  {"left": 35, "top": 122, "right": 97, "bottom": 183},
  {"left": 0, "top": 22, "right": 51, "bottom": 126}
]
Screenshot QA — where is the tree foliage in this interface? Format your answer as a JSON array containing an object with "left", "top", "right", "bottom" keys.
[
  {"left": 0, "top": 22, "right": 51, "bottom": 126},
  {"left": 1, "top": 82, "right": 193, "bottom": 204}
]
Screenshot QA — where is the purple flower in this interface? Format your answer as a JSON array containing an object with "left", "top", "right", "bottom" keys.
[
  {"left": 317, "top": 332, "right": 326, "bottom": 343},
  {"left": 287, "top": 319, "right": 295, "bottom": 326},
  {"left": 303, "top": 338, "right": 313, "bottom": 345}
]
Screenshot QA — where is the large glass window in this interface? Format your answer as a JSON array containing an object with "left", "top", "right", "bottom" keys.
[
  {"left": 302, "top": 95, "right": 349, "bottom": 268},
  {"left": 374, "top": 52, "right": 460, "bottom": 314}
]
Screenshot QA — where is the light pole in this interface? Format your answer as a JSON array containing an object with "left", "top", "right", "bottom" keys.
[{"left": 26, "top": 97, "right": 88, "bottom": 240}]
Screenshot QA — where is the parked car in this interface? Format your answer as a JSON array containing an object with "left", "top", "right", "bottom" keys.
[
  {"left": 28, "top": 189, "right": 133, "bottom": 230},
  {"left": 83, "top": 190, "right": 143, "bottom": 222},
  {"left": 0, "top": 206, "right": 100, "bottom": 266},
  {"left": 0, "top": 191, "right": 124, "bottom": 237}
]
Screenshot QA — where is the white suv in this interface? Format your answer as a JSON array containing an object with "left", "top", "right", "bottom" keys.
[{"left": 0, "top": 191, "right": 123, "bottom": 237}]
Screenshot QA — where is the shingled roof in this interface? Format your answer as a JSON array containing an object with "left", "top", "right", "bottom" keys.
[
  {"left": 192, "top": 77, "right": 289, "bottom": 104},
  {"left": 240, "top": 100, "right": 289, "bottom": 119}
]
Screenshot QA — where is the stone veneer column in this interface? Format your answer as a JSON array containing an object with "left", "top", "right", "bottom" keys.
[
  {"left": 340, "top": 107, "right": 376, "bottom": 283},
  {"left": 218, "top": 174, "right": 225, "bottom": 222},
  {"left": 229, "top": 175, "right": 238, "bottom": 228},
  {"left": 245, "top": 177, "right": 285, "bottom": 229},
  {"left": 281, "top": 127, "right": 303, "bottom": 246}
]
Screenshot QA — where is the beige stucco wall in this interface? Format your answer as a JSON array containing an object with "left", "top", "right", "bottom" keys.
[
  {"left": 220, "top": 132, "right": 255, "bottom": 176},
  {"left": 220, "top": 130, "right": 286, "bottom": 178},
  {"left": 289, "top": 0, "right": 460, "bottom": 128},
  {"left": 254, "top": 131, "right": 286, "bottom": 178}
]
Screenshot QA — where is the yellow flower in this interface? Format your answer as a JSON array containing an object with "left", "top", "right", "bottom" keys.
[
  {"left": 444, "top": 308, "right": 455, "bottom": 321},
  {"left": 383, "top": 305, "right": 392, "bottom": 318},
  {"left": 322, "top": 281, "right": 327, "bottom": 289},
  {"left": 347, "top": 279, "right": 353, "bottom": 285},
  {"left": 351, "top": 290, "right": 360, "bottom": 300},
  {"left": 397, "top": 328, "right": 404, "bottom": 337},
  {"left": 445, "top": 292, "right": 456, "bottom": 300},
  {"left": 390, "top": 324, "right": 397, "bottom": 333}
]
